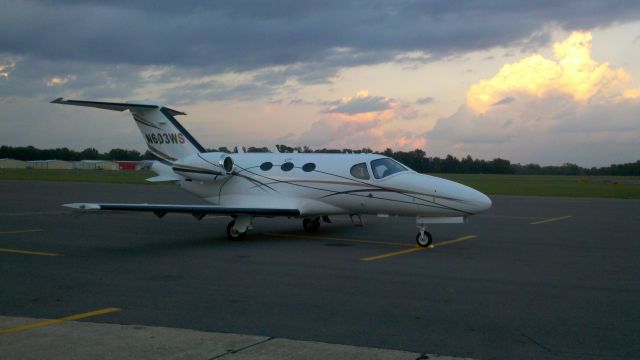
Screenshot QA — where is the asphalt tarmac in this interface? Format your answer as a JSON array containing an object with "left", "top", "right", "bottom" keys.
[{"left": 1, "top": 180, "right": 639, "bottom": 360}]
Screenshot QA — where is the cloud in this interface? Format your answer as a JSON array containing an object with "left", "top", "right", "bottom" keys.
[
  {"left": 0, "top": 1, "right": 639, "bottom": 106},
  {"left": 322, "top": 91, "right": 393, "bottom": 115},
  {"left": 425, "top": 32, "right": 640, "bottom": 166},
  {"left": 491, "top": 96, "right": 515, "bottom": 106},
  {"left": 466, "top": 32, "right": 630, "bottom": 113},
  {"left": 292, "top": 117, "right": 383, "bottom": 147},
  {"left": 416, "top": 97, "right": 434, "bottom": 105},
  {"left": 0, "top": 61, "right": 15, "bottom": 79},
  {"left": 426, "top": 96, "right": 640, "bottom": 166},
  {"left": 2, "top": 2, "right": 640, "bottom": 160},
  {"left": 624, "top": 88, "right": 640, "bottom": 99},
  {"left": 288, "top": 98, "right": 314, "bottom": 105},
  {"left": 294, "top": 90, "right": 418, "bottom": 147},
  {"left": 3, "top": 1, "right": 640, "bottom": 74},
  {"left": 160, "top": 79, "right": 278, "bottom": 105},
  {"left": 46, "top": 75, "right": 75, "bottom": 87}
]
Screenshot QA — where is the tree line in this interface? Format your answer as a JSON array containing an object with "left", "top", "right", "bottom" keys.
[
  {"left": 2, "top": 145, "right": 639, "bottom": 176},
  {"left": 0, "top": 145, "right": 154, "bottom": 162}
]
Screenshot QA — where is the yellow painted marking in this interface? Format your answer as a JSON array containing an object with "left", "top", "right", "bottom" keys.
[
  {"left": 361, "top": 235, "right": 476, "bottom": 262},
  {"left": 0, "top": 229, "right": 43, "bottom": 235},
  {"left": 265, "top": 232, "right": 411, "bottom": 248},
  {"left": 361, "top": 247, "right": 424, "bottom": 261},
  {"left": 0, "top": 308, "right": 121, "bottom": 335},
  {"left": 0, "top": 248, "right": 60, "bottom": 257},
  {"left": 530, "top": 215, "right": 572, "bottom": 225},
  {"left": 434, "top": 235, "right": 477, "bottom": 247}
]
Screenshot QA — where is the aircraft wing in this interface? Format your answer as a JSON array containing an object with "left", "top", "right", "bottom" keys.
[{"left": 63, "top": 203, "right": 300, "bottom": 218}]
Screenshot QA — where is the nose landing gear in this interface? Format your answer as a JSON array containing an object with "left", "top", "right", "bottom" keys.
[{"left": 416, "top": 227, "right": 433, "bottom": 247}]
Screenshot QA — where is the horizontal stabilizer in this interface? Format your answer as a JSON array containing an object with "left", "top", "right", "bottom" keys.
[
  {"left": 63, "top": 203, "right": 300, "bottom": 217},
  {"left": 51, "top": 98, "right": 185, "bottom": 116}
]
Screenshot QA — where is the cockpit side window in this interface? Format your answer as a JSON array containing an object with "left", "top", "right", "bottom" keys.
[
  {"left": 370, "top": 158, "right": 408, "bottom": 179},
  {"left": 350, "top": 162, "right": 370, "bottom": 180}
]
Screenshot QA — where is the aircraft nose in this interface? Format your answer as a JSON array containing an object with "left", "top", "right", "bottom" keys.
[{"left": 470, "top": 189, "right": 492, "bottom": 213}]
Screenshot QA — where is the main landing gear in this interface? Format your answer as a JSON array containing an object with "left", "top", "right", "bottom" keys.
[
  {"left": 302, "top": 216, "right": 331, "bottom": 232},
  {"left": 226, "top": 215, "right": 252, "bottom": 241},
  {"left": 302, "top": 217, "right": 320, "bottom": 232}
]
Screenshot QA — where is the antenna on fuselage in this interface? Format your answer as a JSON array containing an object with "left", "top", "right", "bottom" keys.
[{"left": 271, "top": 145, "right": 280, "bottom": 153}]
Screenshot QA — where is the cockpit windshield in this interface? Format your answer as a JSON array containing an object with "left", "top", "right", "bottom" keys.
[{"left": 370, "top": 158, "right": 408, "bottom": 179}]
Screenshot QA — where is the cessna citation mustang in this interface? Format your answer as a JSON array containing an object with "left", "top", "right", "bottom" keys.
[{"left": 52, "top": 98, "right": 491, "bottom": 247}]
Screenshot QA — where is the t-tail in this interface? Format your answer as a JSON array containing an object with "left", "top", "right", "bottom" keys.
[{"left": 51, "top": 98, "right": 205, "bottom": 163}]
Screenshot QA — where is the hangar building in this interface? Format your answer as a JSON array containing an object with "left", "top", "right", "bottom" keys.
[
  {"left": 0, "top": 158, "right": 27, "bottom": 169},
  {"left": 74, "top": 160, "right": 118, "bottom": 170},
  {"left": 28, "top": 160, "right": 73, "bottom": 170}
]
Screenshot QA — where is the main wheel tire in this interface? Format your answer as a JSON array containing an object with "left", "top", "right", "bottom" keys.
[
  {"left": 416, "top": 231, "right": 433, "bottom": 247},
  {"left": 227, "top": 220, "right": 246, "bottom": 241},
  {"left": 302, "top": 218, "right": 321, "bottom": 232}
]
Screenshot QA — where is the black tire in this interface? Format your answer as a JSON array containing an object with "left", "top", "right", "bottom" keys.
[
  {"left": 302, "top": 218, "right": 321, "bottom": 232},
  {"left": 227, "top": 220, "right": 246, "bottom": 241},
  {"left": 416, "top": 231, "right": 433, "bottom": 247}
]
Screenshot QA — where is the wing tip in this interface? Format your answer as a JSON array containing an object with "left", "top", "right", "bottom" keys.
[{"left": 63, "top": 203, "right": 101, "bottom": 210}]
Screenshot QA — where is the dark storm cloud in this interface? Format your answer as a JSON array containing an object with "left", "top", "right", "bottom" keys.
[
  {"left": 3, "top": 0, "right": 640, "bottom": 72},
  {"left": 160, "top": 80, "right": 278, "bottom": 105},
  {"left": 0, "top": 56, "right": 148, "bottom": 99}
]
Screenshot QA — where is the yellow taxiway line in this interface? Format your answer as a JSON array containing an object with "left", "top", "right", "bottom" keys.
[
  {"left": 530, "top": 215, "right": 572, "bottom": 225},
  {"left": 360, "top": 247, "right": 424, "bottom": 261},
  {"left": 0, "top": 308, "right": 121, "bottom": 335},
  {"left": 361, "top": 235, "right": 476, "bottom": 262},
  {"left": 265, "top": 232, "right": 476, "bottom": 261},
  {"left": 265, "top": 232, "right": 411, "bottom": 248},
  {"left": 0, "top": 248, "right": 60, "bottom": 257},
  {"left": 0, "top": 229, "right": 43, "bottom": 235}
]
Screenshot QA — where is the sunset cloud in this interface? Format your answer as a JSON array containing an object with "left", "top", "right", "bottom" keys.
[
  {"left": 295, "top": 90, "right": 418, "bottom": 147},
  {"left": 624, "top": 88, "right": 640, "bottom": 99},
  {"left": 322, "top": 90, "right": 392, "bottom": 115},
  {"left": 46, "top": 75, "right": 75, "bottom": 87},
  {"left": 466, "top": 32, "right": 631, "bottom": 113},
  {"left": 426, "top": 31, "right": 640, "bottom": 166},
  {"left": 1, "top": 2, "right": 639, "bottom": 166},
  {"left": 0, "top": 62, "right": 15, "bottom": 79}
]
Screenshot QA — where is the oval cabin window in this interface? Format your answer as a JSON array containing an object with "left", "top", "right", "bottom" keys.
[
  {"left": 260, "top": 162, "right": 273, "bottom": 171},
  {"left": 302, "top": 163, "right": 316, "bottom": 172},
  {"left": 281, "top": 162, "right": 294, "bottom": 171}
]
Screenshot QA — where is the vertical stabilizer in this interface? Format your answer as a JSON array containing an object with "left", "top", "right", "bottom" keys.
[{"left": 51, "top": 98, "right": 205, "bottom": 163}]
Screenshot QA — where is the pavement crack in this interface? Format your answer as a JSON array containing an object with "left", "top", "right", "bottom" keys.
[
  {"left": 520, "top": 332, "right": 554, "bottom": 353},
  {"left": 209, "top": 337, "right": 275, "bottom": 359}
]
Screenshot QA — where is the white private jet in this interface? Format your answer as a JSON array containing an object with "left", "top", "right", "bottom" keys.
[{"left": 52, "top": 98, "right": 491, "bottom": 247}]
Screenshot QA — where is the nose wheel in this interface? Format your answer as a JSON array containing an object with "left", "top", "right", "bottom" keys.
[{"left": 416, "top": 230, "right": 433, "bottom": 247}]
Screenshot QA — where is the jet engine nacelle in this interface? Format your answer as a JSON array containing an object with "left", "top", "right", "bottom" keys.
[{"left": 172, "top": 152, "right": 235, "bottom": 181}]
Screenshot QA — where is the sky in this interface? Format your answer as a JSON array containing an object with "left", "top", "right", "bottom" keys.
[{"left": 1, "top": 0, "right": 639, "bottom": 166}]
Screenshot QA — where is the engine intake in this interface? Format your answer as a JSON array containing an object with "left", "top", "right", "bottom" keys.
[
  {"left": 219, "top": 154, "right": 234, "bottom": 174},
  {"left": 171, "top": 152, "right": 235, "bottom": 181}
]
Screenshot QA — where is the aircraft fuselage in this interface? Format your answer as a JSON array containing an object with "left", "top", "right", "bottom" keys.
[{"left": 173, "top": 152, "right": 492, "bottom": 218}]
